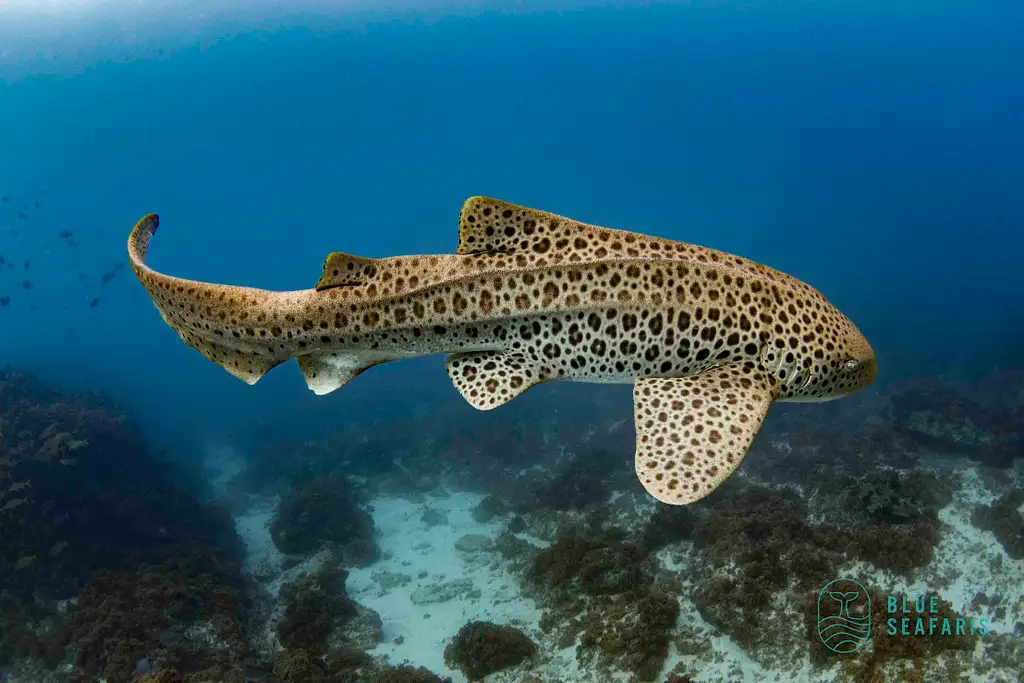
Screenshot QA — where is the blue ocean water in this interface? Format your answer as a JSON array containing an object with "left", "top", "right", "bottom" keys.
[
  {"left": 1, "top": 2, "right": 1022, "bottom": 682},
  {"left": 1, "top": 0, "right": 1020, "bottom": 446}
]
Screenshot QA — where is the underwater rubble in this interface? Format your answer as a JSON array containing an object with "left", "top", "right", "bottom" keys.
[{"left": 1, "top": 369, "right": 1023, "bottom": 682}]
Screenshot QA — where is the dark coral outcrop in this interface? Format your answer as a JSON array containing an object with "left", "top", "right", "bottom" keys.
[
  {"left": 971, "top": 488, "right": 1024, "bottom": 559},
  {"left": 444, "top": 621, "right": 537, "bottom": 680},
  {"left": 0, "top": 368, "right": 257, "bottom": 682},
  {"left": 525, "top": 532, "right": 678, "bottom": 681},
  {"left": 277, "top": 565, "right": 360, "bottom": 652},
  {"left": 891, "top": 379, "right": 1023, "bottom": 468},
  {"left": 530, "top": 534, "right": 650, "bottom": 597},
  {"left": 269, "top": 476, "right": 379, "bottom": 565}
]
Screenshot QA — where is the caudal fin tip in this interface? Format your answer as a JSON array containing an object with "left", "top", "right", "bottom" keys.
[{"left": 128, "top": 213, "right": 161, "bottom": 264}]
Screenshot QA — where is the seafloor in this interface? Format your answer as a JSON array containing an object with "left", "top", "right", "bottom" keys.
[{"left": 0, "top": 367, "right": 1022, "bottom": 683}]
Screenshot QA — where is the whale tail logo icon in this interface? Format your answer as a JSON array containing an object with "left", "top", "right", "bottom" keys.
[{"left": 817, "top": 579, "right": 871, "bottom": 653}]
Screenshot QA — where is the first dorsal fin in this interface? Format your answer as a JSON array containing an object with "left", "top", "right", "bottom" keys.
[
  {"left": 315, "top": 252, "right": 381, "bottom": 291},
  {"left": 457, "top": 197, "right": 584, "bottom": 256}
]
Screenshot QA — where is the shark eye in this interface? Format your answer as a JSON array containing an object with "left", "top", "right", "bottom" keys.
[{"left": 844, "top": 359, "right": 859, "bottom": 370}]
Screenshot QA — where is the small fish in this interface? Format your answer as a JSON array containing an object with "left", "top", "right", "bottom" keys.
[
  {"left": 68, "top": 438, "right": 89, "bottom": 451},
  {"left": 0, "top": 497, "right": 27, "bottom": 512},
  {"left": 101, "top": 270, "right": 117, "bottom": 285},
  {"left": 0, "top": 296, "right": 10, "bottom": 307},
  {"left": 8, "top": 480, "right": 30, "bottom": 493},
  {"left": 0, "top": 195, "right": 10, "bottom": 203},
  {"left": 89, "top": 297, "right": 101, "bottom": 308},
  {"left": 48, "top": 540, "right": 68, "bottom": 557},
  {"left": 0, "top": 253, "right": 5, "bottom": 266},
  {"left": 34, "top": 200, "right": 40, "bottom": 209},
  {"left": 23, "top": 260, "right": 29, "bottom": 270},
  {"left": 58, "top": 230, "right": 73, "bottom": 239},
  {"left": 14, "top": 555, "right": 37, "bottom": 570},
  {"left": 59, "top": 457, "right": 77, "bottom": 466},
  {"left": 16, "top": 211, "right": 27, "bottom": 219},
  {"left": 20, "top": 280, "right": 32, "bottom": 289}
]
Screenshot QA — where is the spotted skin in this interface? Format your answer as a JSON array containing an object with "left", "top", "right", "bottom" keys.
[
  {"left": 634, "top": 363, "right": 779, "bottom": 503},
  {"left": 128, "top": 197, "right": 877, "bottom": 505}
]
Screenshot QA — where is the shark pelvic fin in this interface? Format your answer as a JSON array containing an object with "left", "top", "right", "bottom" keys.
[
  {"left": 445, "top": 350, "right": 549, "bottom": 409},
  {"left": 297, "top": 353, "right": 382, "bottom": 395},
  {"left": 633, "top": 361, "right": 779, "bottom": 505},
  {"left": 315, "top": 252, "right": 381, "bottom": 291}
]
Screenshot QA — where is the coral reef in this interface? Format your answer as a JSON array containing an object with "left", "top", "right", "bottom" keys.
[
  {"left": 688, "top": 487, "right": 840, "bottom": 656},
  {"left": 641, "top": 504, "right": 697, "bottom": 551},
  {"left": 576, "top": 590, "right": 680, "bottom": 682},
  {"left": 891, "top": 379, "right": 1023, "bottom": 468},
  {"left": 0, "top": 368, "right": 257, "bottom": 682},
  {"left": 525, "top": 533, "right": 679, "bottom": 681},
  {"left": 441, "top": 415, "right": 549, "bottom": 488},
  {"left": 269, "top": 476, "right": 379, "bottom": 565},
  {"left": 272, "top": 645, "right": 374, "bottom": 683},
  {"left": 843, "top": 469, "right": 953, "bottom": 525},
  {"left": 748, "top": 421, "right": 920, "bottom": 491},
  {"left": 531, "top": 454, "right": 612, "bottom": 512},
  {"left": 529, "top": 534, "right": 651, "bottom": 597},
  {"left": 67, "top": 549, "right": 249, "bottom": 683},
  {"left": 373, "top": 665, "right": 454, "bottom": 683},
  {"left": 0, "top": 368, "right": 242, "bottom": 602},
  {"left": 971, "top": 488, "right": 1024, "bottom": 559},
  {"left": 277, "top": 565, "right": 359, "bottom": 652},
  {"left": 444, "top": 621, "right": 536, "bottom": 680}
]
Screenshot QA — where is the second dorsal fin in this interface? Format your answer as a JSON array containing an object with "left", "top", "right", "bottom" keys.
[{"left": 315, "top": 252, "right": 381, "bottom": 290}]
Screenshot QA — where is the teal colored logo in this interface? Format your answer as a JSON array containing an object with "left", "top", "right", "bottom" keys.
[{"left": 817, "top": 578, "right": 871, "bottom": 653}]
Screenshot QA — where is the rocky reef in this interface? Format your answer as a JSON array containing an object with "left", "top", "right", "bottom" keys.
[{"left": 0, "top": 368, "right": 258, "bottom": 683}]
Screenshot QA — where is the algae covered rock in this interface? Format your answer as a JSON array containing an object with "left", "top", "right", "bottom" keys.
[
  {"left": 270, "top": 476, "right": 379, "bottom": 564},
  {"left": 443, "top": 621, "right": 536, "bottom": 680}
]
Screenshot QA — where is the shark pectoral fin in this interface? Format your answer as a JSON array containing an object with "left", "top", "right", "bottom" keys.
[
  {"left": 182, "top": 333, "right": 284, "bottom": 384},
  {"left": 633, "top": 362, "right": 779, "bottom": 505},
  {"left": 445, "top": 351, "right": 548, "bottom": 410},
  {"left": 315, "top": 252, "right": 381, "bottom": 291},
  {"left": 297, "top": 353, "right": 381, "bottom": 395}
]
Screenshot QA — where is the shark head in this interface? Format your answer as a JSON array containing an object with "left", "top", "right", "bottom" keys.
[{"left": 766, "top": 298, "right": 876, "bottom": 403}]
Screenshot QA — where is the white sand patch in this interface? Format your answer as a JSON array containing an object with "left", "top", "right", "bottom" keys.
[
  {"left": 201, "top": 442, "right": 246, "bottom": 498},
  {"left": 346, "top": 490, "right": 546, "bottom": 681},
  {"left": 233, "top": 495, "right": 284, "bottom": 578},
  {"left": 228, "top": 463, "right": 1023, "bottom": 683}
]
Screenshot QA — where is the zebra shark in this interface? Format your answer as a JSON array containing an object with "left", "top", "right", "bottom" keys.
[{"left": 128, "top": 197, "right": 876, "bottom": 504}]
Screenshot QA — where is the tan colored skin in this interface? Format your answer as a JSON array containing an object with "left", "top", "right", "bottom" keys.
[{"left": 128, "top": 197, "right": 876, "bottom": 504}]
